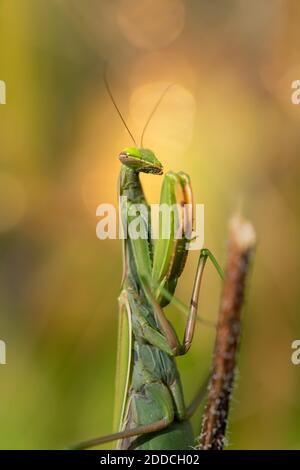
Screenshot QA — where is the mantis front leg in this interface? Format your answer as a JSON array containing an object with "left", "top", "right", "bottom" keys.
[{"left": 127, "top": 170, "right": 224, "bottom": 356}]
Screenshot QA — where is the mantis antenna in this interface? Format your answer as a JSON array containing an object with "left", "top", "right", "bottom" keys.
[
  {"left": 140, "top": 83, "right": 174, "bottom": 148},
  {"left": 104, "top": 71, "right": 137, "bottom": 147}
]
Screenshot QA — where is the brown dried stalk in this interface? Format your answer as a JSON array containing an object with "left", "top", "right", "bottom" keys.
[{"left": 198, "top": 215, "right": 256, "bottom": 450}]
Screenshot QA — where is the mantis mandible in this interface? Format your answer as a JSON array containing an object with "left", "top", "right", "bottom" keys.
[{"left": 73, "top": 78, "right": 224, "bottom": 450}]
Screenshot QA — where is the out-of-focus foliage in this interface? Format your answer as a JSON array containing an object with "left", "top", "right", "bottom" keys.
[{"left": 0, "top": 0, "right": 299, "bottom": 449}]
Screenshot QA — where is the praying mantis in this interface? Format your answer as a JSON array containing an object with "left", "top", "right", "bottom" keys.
[{"left": 73, "top": 79, "right": 224, "bottom": 450}]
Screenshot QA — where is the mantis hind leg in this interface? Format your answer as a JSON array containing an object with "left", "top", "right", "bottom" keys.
[
  {"left": 169, "top": 364, "right": 210, "bottom": 422},
  {"left": 71, "top": 383, "right": 174, "bottom": 450},
  {"left": 70, "top": 418, "right": 169, "bottom": 450},
  {"left": 185, "top": 373, "right": 210, "bottom": 419},
  {"left": 142, "top": 248, "right": 224, "bottom": 356}
]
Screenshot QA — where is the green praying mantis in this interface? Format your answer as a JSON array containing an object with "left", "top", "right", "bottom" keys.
[{"left": 73, "top": 79, "right": 224, "bottom": 450}]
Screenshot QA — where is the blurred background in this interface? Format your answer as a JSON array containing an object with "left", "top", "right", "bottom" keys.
[{"left": 0, "top": 0, "right": 299, "bottom": 449}]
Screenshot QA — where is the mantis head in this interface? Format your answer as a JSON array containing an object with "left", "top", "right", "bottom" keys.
[{"left": 119, "top": 147, "right": 163, "bottom": 175}]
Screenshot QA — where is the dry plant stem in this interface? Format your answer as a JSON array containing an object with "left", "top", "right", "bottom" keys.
[{"left": 199, "top": 215, "right": 256, "bottom": 450}]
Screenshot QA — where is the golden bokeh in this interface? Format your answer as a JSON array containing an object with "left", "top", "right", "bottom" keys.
[
  {"left": 117, "top": 0, "right": 186, "bottom": 50},
  {"left": 129, "top": 82, "right": 196, "bottom": 158}
]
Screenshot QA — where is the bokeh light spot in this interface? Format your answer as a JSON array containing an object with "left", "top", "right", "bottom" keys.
[
  {"left": 128, "top": 82, "right": 196, "bottom": 160},
  {"left": 117, "top": 0, "right": 186, "bottom": 50}
]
